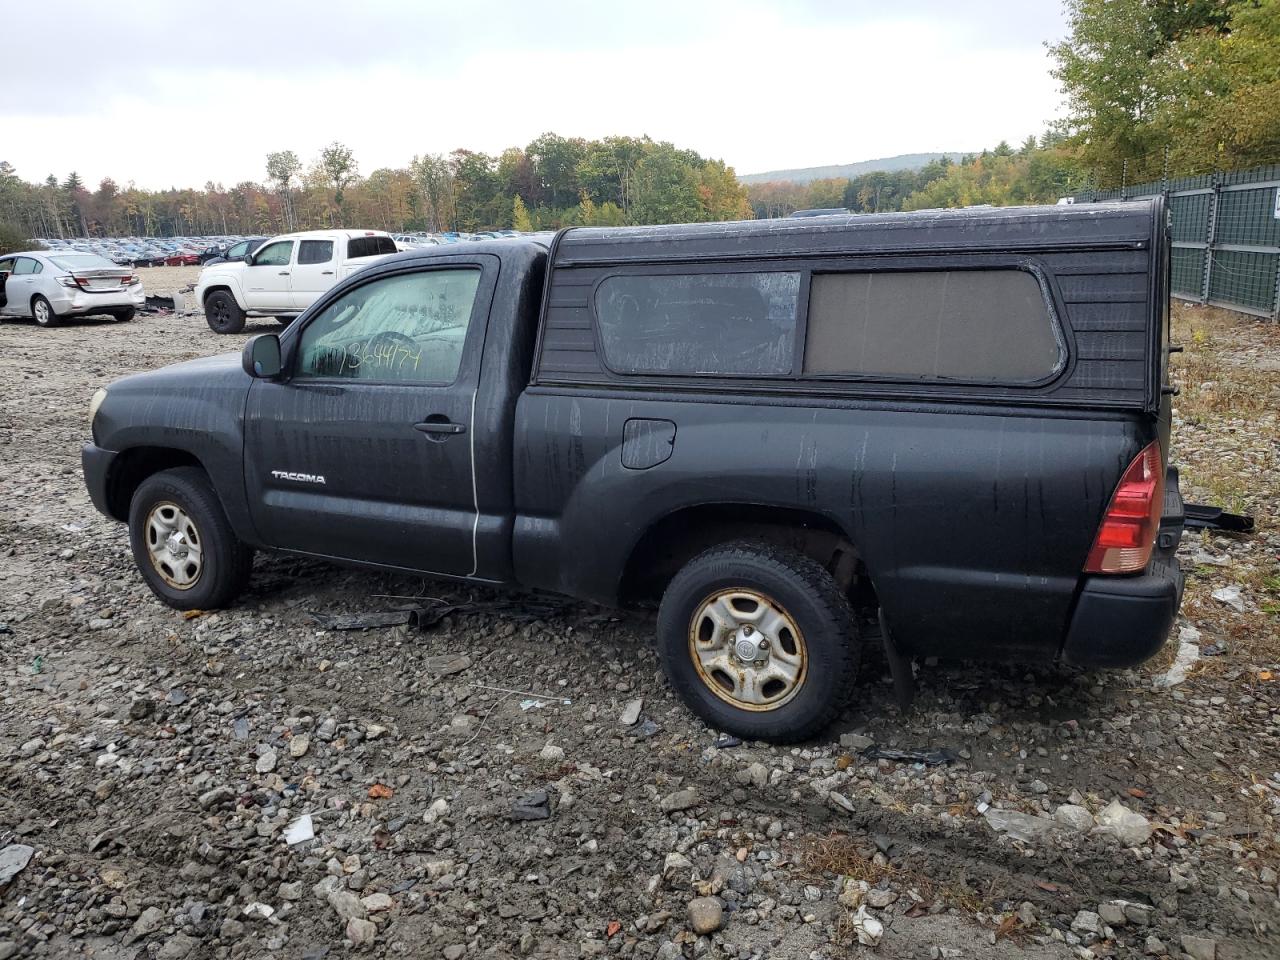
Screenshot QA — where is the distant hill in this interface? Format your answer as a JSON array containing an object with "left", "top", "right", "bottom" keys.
[{"left": 739, "top": 153, "right": 962, "bottom": 185}]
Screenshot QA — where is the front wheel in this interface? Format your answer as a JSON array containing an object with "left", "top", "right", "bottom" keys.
[
  {"left": 657, "top": 541, "right": 861, "bottom": 743},
  {"left": 32, "top": 295, "right": 59, "bottom": 328},
  {"left": 204, "top": 290, "right": 245, "bottom": 334},
  {"left": 128, "top": 467, "right": 253, "bottom": 609}
]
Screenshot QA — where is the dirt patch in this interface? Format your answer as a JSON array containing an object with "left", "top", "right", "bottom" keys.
[{"left": 0, "top": 303, "right": 1277, "bottom": 959}]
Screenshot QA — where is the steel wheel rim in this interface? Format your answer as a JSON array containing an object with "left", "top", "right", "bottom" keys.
[
  {"left": 145, "top": 501, "right": 204, "bottom": 589},
  {"left": 688, "top": 588, "right": 807, "bottom": 712}
]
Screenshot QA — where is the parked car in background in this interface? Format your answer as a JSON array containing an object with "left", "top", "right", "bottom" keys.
[
  {"left": 164, "top": 250, "right": 201, "bottom": 266},
  {"left": 202, "top": 238, "right": 267, "bottom": 266},
  {"left": 0, "top": 251, "right": 144, "bottom": 327},
  {"left": 83, "top": 201, "right": 1184, "bottom": 741},
  {"left": 194, "top": 229, "right": 398, "bottom": 333}
]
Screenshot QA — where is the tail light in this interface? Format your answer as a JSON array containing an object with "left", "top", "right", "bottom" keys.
[
  {"left": 1085, "top": 441, "right": 1164, "bottom": 574},
  {"left": 121, "top": 275, "right": 138, "bottom": 286}
]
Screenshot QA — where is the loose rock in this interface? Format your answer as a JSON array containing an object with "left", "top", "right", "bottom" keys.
[
  {"left": 687, "top": 896, "right": 724, "bottom": 935},
  {"left": 659, "top": 788, "right": 698, "bottom": 813},
  {"left": 619, "top": 698, "right": 643, "bottom": 725},
  {"left": 0, "top": 845, "right": 34, "bottom": 886},
  {"left": 510, "top": 789, "right": 552, "bottom": 821}
]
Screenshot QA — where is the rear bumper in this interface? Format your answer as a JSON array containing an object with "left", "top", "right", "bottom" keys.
[
  {"left": 52, "top": 287, "right": 145, "bottom": 316},
  {"left": 1061, "top": 465, "right": 1186, "bottom": 669},
  {"left": 1061, "top": 556, "right": 1184, "bottom": 668},
  {"left": 82, "top": 443, "right": 120, "bottom": 520}
]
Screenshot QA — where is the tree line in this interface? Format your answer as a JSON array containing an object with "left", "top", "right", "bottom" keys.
[
  {"left": 746, "top": 137, "right": 1087, "bottom": 218},
  {"left": 0, "top": 134, "right": 750, "bottom": 240}
]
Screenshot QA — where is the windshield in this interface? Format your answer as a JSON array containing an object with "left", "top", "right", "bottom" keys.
[{"left": 48, "top": 253, "right": 116, "bottom": 271}]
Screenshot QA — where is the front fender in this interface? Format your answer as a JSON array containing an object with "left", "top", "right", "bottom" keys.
[
  {"left": 93, "top": 357, "right": 255, "bottom": 542},
  {"left": 196, "top": 270, "right": 248, "bottom": 309}
]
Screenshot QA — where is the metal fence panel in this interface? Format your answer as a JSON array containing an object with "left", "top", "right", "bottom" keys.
[
  {"left": 1072, "top": 163, "right": 1280, "bottom": 319},
  {"left": 1169, "top": 193, "right": 1210, "bottom": 243},
  {"left": 1170, "top": 246, "right": 1205, "bottom": 298},
  {"left": 1208, "top": 250, "right": 1280, "bottom": 314}
]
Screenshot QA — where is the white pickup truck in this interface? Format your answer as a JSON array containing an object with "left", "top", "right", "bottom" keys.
[{"left": 194, "top": 229, "right": 398, "bottom": 333}]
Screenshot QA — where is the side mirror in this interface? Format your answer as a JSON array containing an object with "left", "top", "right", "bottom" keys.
[
  {"left": 242, "top": 334, "right": 282, "bottom": 379},
  {"left": 242, "top": 254, "right": 255, "bottom": 264}
]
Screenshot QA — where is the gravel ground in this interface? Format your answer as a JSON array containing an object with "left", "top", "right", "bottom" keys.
[{"left": 0, "top": 301, "right": 1277, "bottom": 960}]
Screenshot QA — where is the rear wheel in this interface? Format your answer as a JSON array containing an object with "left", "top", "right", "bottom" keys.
[
  {"left": 128, "top": 467, "right": 252, "bottom": 609},
  {"left": 204, "top": 290, "right": 245, "bottom": 334},
  {"left": 112, "top": 307, "right": 136, "bottom": 322},
  {"left": 32, "top": 295, "right": 59, "bottom": 328},
  {"left": 657, "top": 541, "right": 861, "bottom": 743}
]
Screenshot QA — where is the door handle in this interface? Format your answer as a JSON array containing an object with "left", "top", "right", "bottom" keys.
[
  {"left": 278, "top": 271, "right": 290, "bottom": 276},
  {"left": 414, "top": 418, "right": 466, "bottom": 436},
  {"left": 321, "top": 270, "right": 334, "bottom": 275}
]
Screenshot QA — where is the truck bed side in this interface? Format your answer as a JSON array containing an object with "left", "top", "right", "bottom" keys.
[{"left": 512, "top": 202, "right": 1170, "bottom": 662}]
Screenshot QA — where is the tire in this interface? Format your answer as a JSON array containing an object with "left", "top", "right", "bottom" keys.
[
  {"left": 112, "top": 307, "right": 136, "bottom": 322},
  {"left": 204, "top": 290, "right": 245, "bottom": 334},
  {"left": 128, "top": 467, "right": 253, "bottom": 610},
  {"left": 657, "top": 540, "right": 860, "bottom": 743},
  {"left": 274, "top": 316, "right": 295, "bottom": 326},
  {"left": 32, "top": 295, "right": 59, "bottom": 328}
]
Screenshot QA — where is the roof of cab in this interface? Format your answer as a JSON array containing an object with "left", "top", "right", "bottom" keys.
[
  {"left": 553, "top": 200, "right": 1160, "bottom": 266},
  {"left": 380, "top": 235, "right": 551, "bottom": 264}
]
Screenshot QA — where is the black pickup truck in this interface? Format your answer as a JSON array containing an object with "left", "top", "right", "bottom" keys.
[{"left": 83, "top": 201, "right": 1185, "bottom": 741}]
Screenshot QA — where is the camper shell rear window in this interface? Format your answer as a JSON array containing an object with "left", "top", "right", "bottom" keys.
[{"left": 804, "top": 269, "right": 1064, "bottom": 383}]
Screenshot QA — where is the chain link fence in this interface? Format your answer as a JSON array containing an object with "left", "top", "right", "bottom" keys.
[{"left": 1071, "top": 163, "right": 1280, "bottom": 319}]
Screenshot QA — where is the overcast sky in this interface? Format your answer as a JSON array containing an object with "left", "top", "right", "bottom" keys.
[{"left": 3, "top": 1, "right": 1068, "bottom": 190}]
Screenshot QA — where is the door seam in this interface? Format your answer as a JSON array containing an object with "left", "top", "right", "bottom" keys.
[{"left": 467, "top": 385, "right": 480, "bottom": 576}]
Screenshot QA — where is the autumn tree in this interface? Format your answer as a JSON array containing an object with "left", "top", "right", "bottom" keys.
[
  {"left": 266, "top": 150, "right": 302, "bottom": 230},
  {"left": 1048, "top": 0, "right": 1247, "bottom": 183},
  {"left": 512, "top": 195, "right": 533, "bottom": 232},
  {"left": 319, "top": 142, "right": 358, "bottom": 222},
  {"left": 1150, "top": 0, "right": 1280, "bottom": 173},
  {"left": 630, "top": 144, "right": 704, "bottom": 225}
]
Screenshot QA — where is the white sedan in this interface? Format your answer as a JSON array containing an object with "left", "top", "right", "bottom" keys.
[{"left": 0, "top": 250, "right": 145, "bottom": 328}]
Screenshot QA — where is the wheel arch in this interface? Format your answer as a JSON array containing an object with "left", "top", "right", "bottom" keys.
[
  {"left": 617, "top": 502, "right": 874, "bottom": 608},
  {"left": 103, "top": 446, "right": 205, "bottom": 521},
  {"left": 201, "top": 283, "right": 236, "bottom": 306}
]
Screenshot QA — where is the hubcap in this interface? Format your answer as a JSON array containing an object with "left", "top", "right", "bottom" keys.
[
  {"left": 145, "top": 501, "right": 203, "bottom": 589},
  {"left": 34, "top": 302, "right": 49, "bottom": 322},
  {"left": 688, "top": 589, "right": 807, "bottom": 711}
]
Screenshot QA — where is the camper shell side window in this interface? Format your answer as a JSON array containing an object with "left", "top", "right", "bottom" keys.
[{"left": 586, "top": 259, "right": 1068, "bottom": 389}]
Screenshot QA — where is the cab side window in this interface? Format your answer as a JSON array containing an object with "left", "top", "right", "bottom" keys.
[
  {"left": 13, "top": 257, "right": 41, "bottom": 275},
  {"left": 296, "top": 269, "right": 482, "bottom": 384},
  {"left": 253, "top": 241, "right": 294, "bottom": 267},
  {"left": 298, "top": 240, "right": 334, "bottom": 265}
]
